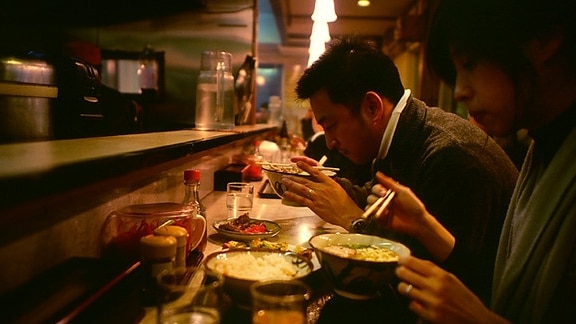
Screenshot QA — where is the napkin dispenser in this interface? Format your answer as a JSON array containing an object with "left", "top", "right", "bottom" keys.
[{"left": 213, "top": 164, "right": 251, "bottom": 191}]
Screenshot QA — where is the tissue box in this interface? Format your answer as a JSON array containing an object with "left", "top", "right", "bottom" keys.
[{"left": 213, "top": 164, "right": 249, "bottom": 191}]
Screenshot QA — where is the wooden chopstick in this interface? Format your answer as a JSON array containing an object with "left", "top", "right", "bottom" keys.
[
  {"left": 256, "top": 162, "right": 292, "bottom": 166},
  {"left": 375, "top": 191, "right": 396, "bottom": 218},
  {"left": 361, "top": 189, "right": 394, "bottom": 219},
  {"left": 257, "top": 161, "right": 340, "bottom": 172},
  {"left": 312, "top": 166, "right": 340, "bottom": 171}
]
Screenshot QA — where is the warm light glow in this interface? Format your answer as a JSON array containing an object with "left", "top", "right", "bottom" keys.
[
  {"left": 310, "top": 21, "right": 331, "bottom": 42},
  {"left": 256, "top": 75, "right": 266, "bottom": 86},
  {"left": 357, "top": 0, "right": 371, "bottom": 7},
  {"left": 296, "top": 224, "right": 314, "bottom": 244},
  {"left": 308, "top": 0, "right": 336, "bottom": 67},
  {"left": 307, "top": 39, "right": 326, "bottom": 67},
  {"left": 311, "top": 0, "right": 337, "bottom": 22}
]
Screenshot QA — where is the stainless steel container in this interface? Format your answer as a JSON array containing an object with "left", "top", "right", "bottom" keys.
[{"left": 0, "top": 56, "right": 58, "bottom": 142}]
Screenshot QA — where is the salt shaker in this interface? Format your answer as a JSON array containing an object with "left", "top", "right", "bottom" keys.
[
  {"left": 153, "top": 225, "right": 188, "bottom": 269},
  {"left": 140, "top": 234, "right": 177, "bottom": 305}
]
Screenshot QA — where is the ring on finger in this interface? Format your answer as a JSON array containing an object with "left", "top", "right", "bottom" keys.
[
  {"left": 306, "top": 188, "right": 314, "bottom": 199},
  {"left": 404, "top": 283, "right": 413, "bottom": 296}
]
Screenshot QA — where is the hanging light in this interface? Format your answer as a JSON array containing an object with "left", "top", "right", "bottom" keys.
[
  {"left": 308, "top": 39, "right": 326, "bottom": 67},
  {"left": 357, "top": 0, "right": 371, "bottom": 7},
  {"left": 308, "top": 21, "right": 331, "bottom": 67},
  {"left": 311, "top": 0, "right": 337, "bottom": 22},
  {"left": 308, "top": 0, "right": 336, "bottom": 67},
  {"left": 310, "top": 21, "right": 331, "bottom": 43}
]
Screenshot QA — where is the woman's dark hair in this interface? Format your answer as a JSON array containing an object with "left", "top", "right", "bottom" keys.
[
  {"left": 427, "top": 0, "right": 576, "bottom": 86},
  {"left": 296, "top": 36, "right": 405, "bottom": 114}
]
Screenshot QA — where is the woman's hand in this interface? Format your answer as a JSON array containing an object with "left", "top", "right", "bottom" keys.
[
  {"left": 282, "top": 161, "right": 363, "bottom": 229},
  {"left": 396, "top": 256, "right": 510, "bottom": 324},
  {"left": 369, "top": 172, "right": 429, "bottom": 236},
  {"left": 372, "top": 172, "right": 455, "bottom": 261}
]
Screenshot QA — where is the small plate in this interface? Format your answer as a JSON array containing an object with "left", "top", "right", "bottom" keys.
[{"left": 213, "top": 218, "right": 281, "bottom": 241}]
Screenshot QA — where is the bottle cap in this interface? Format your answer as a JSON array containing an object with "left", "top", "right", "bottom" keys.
[
  {"left": 184, "top": 169, "right": 201, "bottom": 181},
  {"left": 154, "top": 225, "right": 188, "bottom": 248},
  {"left": 140, "top": 234, "right": 177, "bottom": 260}
]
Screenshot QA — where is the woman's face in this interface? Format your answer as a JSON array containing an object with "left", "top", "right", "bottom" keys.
[{"left": 451, "top": 56, "right": 519, "bottom": 137}]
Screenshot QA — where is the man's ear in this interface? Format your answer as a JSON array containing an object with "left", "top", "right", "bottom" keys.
[
  {"left": 363, "top": 91, "right": 391, "bottom": 124},
  {"left": 363, "top": 91, "right": 382, "bottom": 116}
]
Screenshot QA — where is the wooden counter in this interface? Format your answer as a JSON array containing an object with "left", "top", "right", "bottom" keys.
[
  {"left": 140, "top": 179, "right": 345, "bottom": 323},
  {"left": 0, "top": 125, "right": 276, "bottom": 299}
]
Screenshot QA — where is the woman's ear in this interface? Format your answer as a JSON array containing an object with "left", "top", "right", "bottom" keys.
[{"left": 526, "top": 25, "right": 564, "bottom": 65}]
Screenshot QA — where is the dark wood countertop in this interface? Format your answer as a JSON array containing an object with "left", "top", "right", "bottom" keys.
[{"left": 0, "top": 125, "right": 274, "bottom": 216}]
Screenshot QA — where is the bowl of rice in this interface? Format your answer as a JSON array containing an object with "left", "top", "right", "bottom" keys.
[
  {"left": 203, "top": 248, "right": 313, "bottom": 307},
  {"left": 309, "top": 233, "right": 410, "bottom": 300}
]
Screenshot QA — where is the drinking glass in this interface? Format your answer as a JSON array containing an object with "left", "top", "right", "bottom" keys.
[
  {"left": 226, "top": 182, "right": 254, "bottom": 218},
  {"left": 250, "top": 279, "right": 310, "bottom": 324},
  {"left": 156, "top": 266, "right": 224, "bottom": 324}
]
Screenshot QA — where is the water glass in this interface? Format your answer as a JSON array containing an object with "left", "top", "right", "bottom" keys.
[
  {"left": 250, "top": 279, "right": 311, "bottom": 324},
  {"left": 226, "top": 182, "right": 254, "bottom": 218},
  {"left": 156, "top": 266, "right": 224, "bottom": 324}
]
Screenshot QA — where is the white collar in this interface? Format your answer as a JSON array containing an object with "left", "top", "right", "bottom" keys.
[{"left": 376, "top": 89, "right": 411, "bottom": 160}]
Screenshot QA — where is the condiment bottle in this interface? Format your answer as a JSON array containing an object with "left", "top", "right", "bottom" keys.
[
  {"left": 183, "top": 169, "right": 208, "bottom": 258},
  {"left": 139, "top": 234, "right": 177, "bottom": 305},
  {"left": 153, "top": 225, "right": 188, "bottom": 269},
  {"left": 267, "top": 95, "right": 282, "bottom": 126},
  {"left": 137, "top": 44, "right": 159, "bottom": 97},
  {"left": 279, "top": 120, "right": 291, "bottom": 163}
]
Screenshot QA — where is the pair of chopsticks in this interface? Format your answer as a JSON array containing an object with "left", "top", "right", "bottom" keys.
[
  {"left": 257, "top": 161, "right": 340, "bottom": 172},
  {"left": 361, "top": 189, "right": 396, "bottom": 219}
]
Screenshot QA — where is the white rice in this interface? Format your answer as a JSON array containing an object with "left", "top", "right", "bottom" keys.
[{"left": 210, "top": 253, "right": 302, "bottom": 280}]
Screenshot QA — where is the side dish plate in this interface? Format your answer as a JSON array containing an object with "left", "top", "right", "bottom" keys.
[{"left": 213, "top": 218, "right": 281, "bottom": 241}]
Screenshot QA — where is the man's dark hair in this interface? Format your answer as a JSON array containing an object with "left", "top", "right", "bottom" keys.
[{"left": 296, "top": 36, "right": 405, "bottom": 114}]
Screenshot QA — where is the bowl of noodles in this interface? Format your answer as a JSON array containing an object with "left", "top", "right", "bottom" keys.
[
  {"left": 261, "top": 163, "right": 336, "bottom": 206},
  {"left": 309, "top": 233, "right": 410, "bottom": 300}
]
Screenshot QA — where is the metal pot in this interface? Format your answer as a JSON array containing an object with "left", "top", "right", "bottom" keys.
[{"left": 0, "top": 56, "right": 58, "bottom": 143}]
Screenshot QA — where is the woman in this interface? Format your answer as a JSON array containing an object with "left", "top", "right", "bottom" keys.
[{"left": 371, "top": 0, "right": 576, "bottom": 322}]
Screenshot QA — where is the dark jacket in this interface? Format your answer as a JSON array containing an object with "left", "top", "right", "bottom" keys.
[{"left": 338, "top": 96, "right": 519, "bottom": 304}]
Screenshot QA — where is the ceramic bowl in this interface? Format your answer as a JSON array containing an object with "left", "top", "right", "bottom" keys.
[
  {"left": 261, "top": 164, "right": 335, "bottom": 206},
  {"left": 308, "top": 233, "right": 410, "bottom": 300},
  {"left": 203, "top": 248, "right": 313, "bottom": 307}
]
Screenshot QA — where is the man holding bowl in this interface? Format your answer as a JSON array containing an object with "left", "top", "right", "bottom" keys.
[{"left": 281, "top": 36, "right": 518, "bottom": 307}]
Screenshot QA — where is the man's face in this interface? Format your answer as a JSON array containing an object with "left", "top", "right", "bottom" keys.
[{"left": 310, "top": 89, "right": 381, "bottom": 165}]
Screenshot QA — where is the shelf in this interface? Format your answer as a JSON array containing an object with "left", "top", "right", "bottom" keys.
[{"left": 0, "top": 125, "right": 274, "bottom": 220}]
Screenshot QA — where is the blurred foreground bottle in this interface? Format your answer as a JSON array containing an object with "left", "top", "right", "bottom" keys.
[
  {"left": 267, "top": 95, "right": 282, "bottom": 126},
  {"left": 182, "top": 169, "right": 207, "bottom": 264},
  {"left": 279, "top": 120, "right": 291, "bottom": 163}
]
